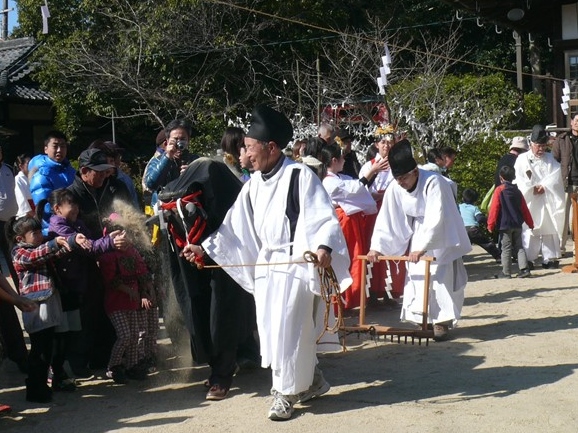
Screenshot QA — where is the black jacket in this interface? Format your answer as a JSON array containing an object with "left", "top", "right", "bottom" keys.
[
  {"left": 494, "top": 153, "right": 517, "bottom": 187},
  {"left": 67, "top": 172, "right": 133, "bottom": 237}
]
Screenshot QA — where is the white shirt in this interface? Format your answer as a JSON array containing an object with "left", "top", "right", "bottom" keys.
[
  {"left": 0, "top": 163, "right": 17, "bottom": 221},
  {"left": 14, "top": 171, "right": 32, "bottom": 217}
]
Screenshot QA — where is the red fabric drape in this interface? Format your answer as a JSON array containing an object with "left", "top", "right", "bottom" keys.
[{"left": 335, "top": 207, "right": 367, "bottom": 309}]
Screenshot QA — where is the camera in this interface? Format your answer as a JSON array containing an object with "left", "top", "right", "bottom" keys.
[{"left": 176, "top": 140, "right": 188, "bottom": 151}]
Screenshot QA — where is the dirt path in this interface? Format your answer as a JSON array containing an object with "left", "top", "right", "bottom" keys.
[{"left": 2, "top": 245, "right": 578, "bottom": 432}]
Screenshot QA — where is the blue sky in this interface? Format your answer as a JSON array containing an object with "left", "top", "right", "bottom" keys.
[{"left": 7, "top": 0, "right": 17, "bottom": 34}]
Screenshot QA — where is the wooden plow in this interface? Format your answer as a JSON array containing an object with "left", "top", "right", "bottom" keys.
[{"left": 339, "top": 255, "right": 435, "bottom": 346}]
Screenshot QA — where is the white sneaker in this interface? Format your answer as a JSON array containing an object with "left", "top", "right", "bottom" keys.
[
  {"left": 296, "top": 368, "right": 331, "bottom": 403},
  {"left": 268, "top": 395, "right": 296, "bottom": 421},
  {"left": 297, "top": 378, "right": 330, "bottom": 403}
]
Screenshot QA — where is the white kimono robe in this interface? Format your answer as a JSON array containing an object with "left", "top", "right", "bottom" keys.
[
  {"left": 203, "top": 157, "right": 351, "bottom": 395},
  {"left": 359, "top": 155, "right": 394, "bottom": 194},
  {"left": 370, "top": 170, "right": 471, "bottom": 325},
  {"left": 513, "top": 151, "right": 565, "bottom": 258},
  {"left": 322, "top": 172, "right": 377, "bottom": 216}
]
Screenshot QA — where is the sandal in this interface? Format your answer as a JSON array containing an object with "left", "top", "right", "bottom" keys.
[{"left": 433, "top": 324, "right": 449, "bottom": 342}]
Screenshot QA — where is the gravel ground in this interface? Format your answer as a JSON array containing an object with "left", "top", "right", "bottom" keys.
[{"left": 2, "top": 245, "right": 578, "bottom": 433}]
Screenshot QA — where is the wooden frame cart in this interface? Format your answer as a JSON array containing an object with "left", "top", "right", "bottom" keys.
[{"left": 339, "top": 255, "right": 435, "bottom": 345}]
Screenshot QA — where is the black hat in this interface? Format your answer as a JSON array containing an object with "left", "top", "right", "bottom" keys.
[
  {"left": 103, "top": 141, "right": 124, "bottom": 154},
  {"left": 330, "top": 128, "right": 353, "bottom": 146},
  {"left": 246, "top": 105, "right": 293, "bottom": 148},
  {"left": 388, "top": 139, "right": 417, "bottom": 177},
  {"left": 87, "top": 140, "right": 122, "bottom": 157},
  {"left": 78, "top": 149, "right": 114, "bottom": 171},
  {"left": 155, "top": 130, "right": 166, "bottom": 146},
  {"left": 530, "top": 124, "right": 548, "bottom": 145}
]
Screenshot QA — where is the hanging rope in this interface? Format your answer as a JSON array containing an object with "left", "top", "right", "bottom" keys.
[{"left": 303, "top": 251, "right": 345, "bottom": 343}]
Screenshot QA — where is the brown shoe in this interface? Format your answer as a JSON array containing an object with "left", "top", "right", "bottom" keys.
[
  {"left": 206, "top": 384, "right": 230, "bottom": 401},
  {"left": 433, "top": 324, "right": 449, "bottom": 342}
]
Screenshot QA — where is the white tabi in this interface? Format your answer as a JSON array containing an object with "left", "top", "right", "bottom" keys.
[
  {"left": 513, "top": 151, "right": 565, "bottom": 260},
  {"left": 370, "top": 169, "right": 471, "bottom": 325},
  {"left": 203, "top": 157, "right": 351, "bottom": 396},
  {"left": 359, "top": 154, "right": 394, "bottom": 194}
]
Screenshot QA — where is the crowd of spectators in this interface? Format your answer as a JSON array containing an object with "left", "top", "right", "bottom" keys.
[{"left": 0, "top": 111, "right": 572, "bottom": 421}]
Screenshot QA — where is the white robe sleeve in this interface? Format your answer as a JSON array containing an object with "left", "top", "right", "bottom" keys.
[
  {"left": 295, "top": 167, "right": 352, "bottom": 293},
  {"left": 370, "top": 183, "right": 413, "bottom": 256},
  {"left": 411, "top": 175, "right": 471, "bottom": 262},
  {"left": 322, "top": 175, "right": 377, "bottom": 215},
  {"left": 370, "top": 171, "right": 470, "bottom": 264}
]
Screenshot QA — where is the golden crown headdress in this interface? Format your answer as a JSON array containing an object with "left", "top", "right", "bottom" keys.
[
  {"left": 374, "top": 124, "right": 397, "bottom": 138},
  {"left": 334, "top": 136, "right": 344, "bottom": 149}
]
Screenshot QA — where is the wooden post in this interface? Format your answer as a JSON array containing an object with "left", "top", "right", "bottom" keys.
[
  {"left": 421, "top": 260, "right": 431, "bottom": 331},
  {"left": 359, "top": 256, "right": 367, "bottom": 326},
  {"left": 562, "top": 193, "right": 578, "bottom": 273}
]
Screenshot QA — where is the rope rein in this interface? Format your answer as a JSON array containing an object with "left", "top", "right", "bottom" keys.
[
  {"left": 303, "top": 251, "right": 344, "bottom": 343},
  {"left": 192, "top": 249, "right": 343, "bottom": 342}
]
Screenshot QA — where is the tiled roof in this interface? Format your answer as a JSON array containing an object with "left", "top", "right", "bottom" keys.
[
  {"left": 0, "top": 37, "right": 51, "bottom": 102},
  {"left": 8, "top": 84, "right": 51, "bottom": 101}
]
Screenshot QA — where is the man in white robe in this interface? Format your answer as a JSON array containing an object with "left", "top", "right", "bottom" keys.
[
  {"left": 183, "top": 105, "right": 351, "bottom": 421},
  {"left": 367, "top": 140, "right": 471, "bottom": 341},
  {"left": 514, "top": 125, "right": 565, "bottom": 268}
]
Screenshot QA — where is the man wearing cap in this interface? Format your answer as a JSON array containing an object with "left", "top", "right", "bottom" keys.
[
  {"left": 552, "top": 114, "right": 578, "bottom": 253},
  {"left": 185, "top": 105, "right": 351, "bottom": 421},
  {"left": 68, "top": 148, "right": 132, "bottom": 236},
  {"left": 29, "top": 130, "right": 76, "bottom": 235},
  {"left": 494, "top": 136, "right": 529, "bottom": 188},
  {"left": 67, "top": 148, "right": 133, "bottom": 373},
  {"left": 514, "top": 125, "right": 565, "bottom": 269},
  {"left": 88, "top": 140, "right": 139, "bottom": 208},
  {"left": 367, "top": 140, "right": 471, "bottom": 341}
]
